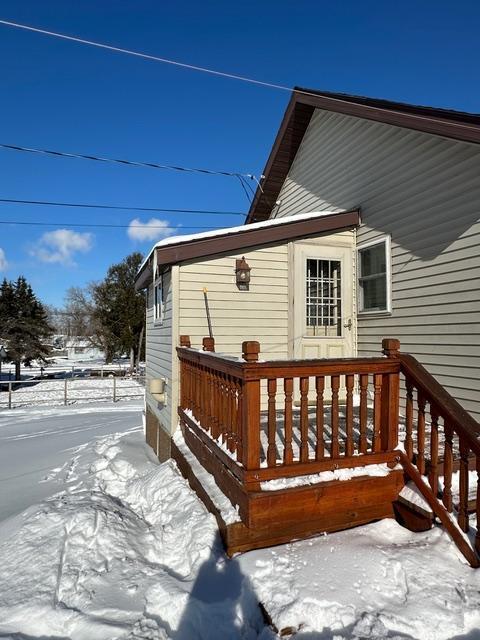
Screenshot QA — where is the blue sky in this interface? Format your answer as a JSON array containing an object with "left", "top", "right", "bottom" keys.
[{"left": 0, "top": 0, "right": 479, "bottom": 306}]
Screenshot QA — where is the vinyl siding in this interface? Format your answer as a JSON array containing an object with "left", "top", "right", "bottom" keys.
[
  {"left": 272, "top": 109, "right": 480, "bottom": 420},
  {"left": 145, "top": 267, "right": 175, "bottom": 433},
  {"left": 178, "top": 231, "right": 354, "bottom": 361},
  {"left": 179, "top": 244, "right": 290, "bottom": 360}
]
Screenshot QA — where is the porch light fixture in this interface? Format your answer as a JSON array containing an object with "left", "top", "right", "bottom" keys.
[{"left": 235, "top": 256, "right": 251, "bottom": 291}]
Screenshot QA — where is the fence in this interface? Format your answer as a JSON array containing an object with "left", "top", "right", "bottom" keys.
[{"left": 0, "top": 376, "right": 145, "bottom": 409}]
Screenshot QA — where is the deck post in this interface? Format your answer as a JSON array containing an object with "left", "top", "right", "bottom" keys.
[
  {"left": 179, "top": 335, "right": 191, "bottom": 348},
  {"left": 241, "top": 341, "right": 261, "bottom": 474},
  {"left": 381, "top": 338, "right": 400, "bottom": 450},
  {"left": 202, "top": 337, "right": 215, "bottom": 352}
]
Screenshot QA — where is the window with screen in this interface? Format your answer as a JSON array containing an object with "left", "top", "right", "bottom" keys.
[
  {"left": 305, "top": 258, "right": 342, "bottom": 337},
  {"left": 358, "top": 237, "right": 390, "bottom": 313}
]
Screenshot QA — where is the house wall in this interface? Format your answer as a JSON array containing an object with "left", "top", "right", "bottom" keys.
[
  {"left": 144, "top": 229, "right": 355, "bottom": 455},
  {"left": 271, "top": 108, "right": 480, "bottom": 420},
  {"left": 145, "top": 266, "right": 179, "bottom": 454},
  {"left": 177, "top": 231, "right": 354, "bottom": 360}
]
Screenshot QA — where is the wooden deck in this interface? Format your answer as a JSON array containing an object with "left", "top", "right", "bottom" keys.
[{"left": 172, "top": 336, "right": 480, "bottom": 565}]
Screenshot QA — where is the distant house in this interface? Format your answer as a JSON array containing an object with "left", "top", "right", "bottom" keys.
[
  {"left": 64, "top": 337, "right": 104, "bottom": 361},
  {"left": 134, "top": 90, "right": 480, "bottom": 564}
]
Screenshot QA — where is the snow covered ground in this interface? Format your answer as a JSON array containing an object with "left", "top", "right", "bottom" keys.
[
  {"left": 0, "top": 378, "right": 144, "bottom": 409},
  {"left": 0, "top": 400, "right": 144, "bottom": 520},
  {"left": 0, "top": 407, "right": 479, "bottom": 639}
]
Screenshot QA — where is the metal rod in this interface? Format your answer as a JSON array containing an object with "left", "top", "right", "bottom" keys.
[{"left": 203, "top": 287, "right": 214, "bottom": 339}]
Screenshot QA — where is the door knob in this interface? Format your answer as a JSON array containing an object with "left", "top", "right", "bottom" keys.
[{"left": 344, "top": 318, "right": 352, "bottom": 330}]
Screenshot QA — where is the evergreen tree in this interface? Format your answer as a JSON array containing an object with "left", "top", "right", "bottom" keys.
[
  {"left": 0, "top": 277, "right": 54, "bottom": 379},
  {"left": 90, "top": 253, "right": 145, "bottom": 367}
]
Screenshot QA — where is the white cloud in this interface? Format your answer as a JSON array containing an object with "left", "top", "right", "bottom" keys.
[
  {"left": 31, "top": 229, "right": 94, "bottom": 266},
  {"left": 127, "top": 218, "right": 177, "bottom": 242},
  {"left": 0, "top": 248, "right": 7, "bottom": 271}
]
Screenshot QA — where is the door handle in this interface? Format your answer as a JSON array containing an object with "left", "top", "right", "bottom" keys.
[{"left": 344, "top": 318, "right": 352, "bottom": 330}]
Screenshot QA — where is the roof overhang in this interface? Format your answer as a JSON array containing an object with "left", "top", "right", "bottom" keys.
[
  {"left": 134, "top": 209, "right": 360, "bottom": 290},
  {"left": 246, "top": 88, "right": 480, "bottom": 224}
]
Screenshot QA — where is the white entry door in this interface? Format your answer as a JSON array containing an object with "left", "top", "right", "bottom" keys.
[{"left": 293, "top": 243, "right": 355, "bottom": 360}]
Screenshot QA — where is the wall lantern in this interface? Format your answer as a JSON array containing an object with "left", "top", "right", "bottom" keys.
[{"left": 235, "top": 256, "right": 251, "bottom": 291}]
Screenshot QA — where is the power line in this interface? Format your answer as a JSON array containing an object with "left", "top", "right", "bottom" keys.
[
  {"left": 0, "top": 143, "right": 254, "bottom": 179},
  {"left": 0, "top": 19, "right": 329, "bottom": 106},
  {"left": 0, "top": 197, "right": 247, "bottom": 216},
  {"left": 0, "top": 220, "right": 220, "bottom": 230},
  {"left": 0, "top": 19, "right": 294, "bottom": 93}
]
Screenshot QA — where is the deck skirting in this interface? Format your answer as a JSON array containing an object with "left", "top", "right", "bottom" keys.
[{"left": 173, "top": 422, "right": 405, "bottom": 555}]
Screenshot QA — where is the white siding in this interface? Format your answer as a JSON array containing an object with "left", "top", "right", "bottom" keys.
[
  {"left": 272, "top": 109, "right": 480, "bottom": 420},
  {"left": 179, "top": 244, "right": 290, "bottom": 360},
  {"left": 145, "top": 267, "right": 176, "bottom": 433}
]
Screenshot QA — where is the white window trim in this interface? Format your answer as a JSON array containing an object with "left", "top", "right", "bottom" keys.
[
  {"left": 153, "top": 272, "right": 164, "bottom": 325},
  {"left": 357, "top": 235, "right": 392, "bottom": 315}
]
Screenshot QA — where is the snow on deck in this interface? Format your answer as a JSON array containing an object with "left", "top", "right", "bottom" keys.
[{"left": 0, "top": 420, "right": 479, "bottom": 639}]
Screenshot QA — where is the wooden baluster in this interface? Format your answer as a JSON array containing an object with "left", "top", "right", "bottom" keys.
[
  {"left": 315, "top": 376, "right": 325, "bottom": 460},
  {"left": 179, "top": 360, "right": 185, "bottom": 408},
  {"left": 417, "top": 391, "right": 426, "bottom": 475},
  {"left": 195, "top": 365, "right": 201, "bottom": 424},
  {"left": 225, "top": 375, "right": 232, "bottom": 451},
  {"left": 345, "top": 374, "right": 354, "bottom": 457},
  {"left": 229, "top": 375, "right": 235, "bottom": 452},
  {"left": 199, "top": 365, "right": 205, "bottom": 428},
  {"left": 330, "top": 375, "right": 340, "bottom": 458},
  {"left": 442, "top": 423, "right": 453, "bottom": 512},
  {"left": 372, "top": 373, "right": 382, "bottom": 453},
  {"left": 458, "top": 438, "right": 470, "bottom": 533},
  {"left": 405, "top": 379, "right": 414, "bottom": 461},
  {"left": 191, "top": 364, "right": 197, "bottom": 420},
  {"left": 221, "top": 373, "right": 228, "bottom": 445},
  {"left": 236, "top": 380, "right": 243, "bottom": 462},
  {"left": 230, "top": 377, "right": 238, "bottom": 456},
  {"left": 283, "top": 378, "right": 294, "bottom": 464},
  {"left": 212, "top": 372, "right": 220, "bottom": 439},
  {"left": 476, "top": 455, "right": 480, "bottom": 555},
  {"left": 299, "top": 377, "right": 309, "bottom": 463},
  {"left": 429, "top": 405, "right": 439, "bottom": 495},
  {"left": 359, "top": 374, "right": 368, "bottom": 454},
  {"left": 267, "top": 379, "right": 277, "bottom": 467}
]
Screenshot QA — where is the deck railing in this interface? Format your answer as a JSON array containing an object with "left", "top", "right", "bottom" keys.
[
  {"left": 177, "top": 336, "right": 402, "bottom": 485},
  {"left": 387, "top": 338, "right": 480, "bottom": 567},
  {"left": 177, "top": 335, "right": 480, "bottom": 566}
]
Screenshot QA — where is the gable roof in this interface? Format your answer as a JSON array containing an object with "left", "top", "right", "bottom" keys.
[
  {"left": 134, "top": 209, "right": 359, "bottom": 290},
  {"left": 246, "top": 88, "right": 480, "bottom": 224}
]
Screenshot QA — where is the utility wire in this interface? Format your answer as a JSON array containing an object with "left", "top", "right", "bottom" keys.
[
  {"left": 0, "top": 197, "right": 247, "bottom": 216},
  {"left": 0, "top": 19, "right": 331, "bottom": 106},
  {"left": 0, "top": 143, "right": 254, "bottom": 179},
  {"left": 0, "top": 220, "right": 220, "bottom": 230},
  {"left": 0, "top": 19, "right": 295, "bottom": 93}
]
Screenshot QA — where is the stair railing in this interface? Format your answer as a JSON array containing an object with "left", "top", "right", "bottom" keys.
[{"left": 383, "top": 338, "right": 480, "bottom": 567}]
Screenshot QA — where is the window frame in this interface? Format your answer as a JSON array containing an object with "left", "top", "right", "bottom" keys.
[
  {"left": 357, "top": 235, "right": 392, "bottom": 315},
  {"left": 153, "top": 271, "right": 165, "bottom": 325},
  {"left": 304, "top": 256, "right": 343, "bottom": 338}
]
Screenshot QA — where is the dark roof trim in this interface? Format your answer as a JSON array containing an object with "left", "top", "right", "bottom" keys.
[
  {"left": 134, "top": 210, "right": 360, "bottom": 290},
  {"left": 247, "top": 89, "right": 480, "bottom": 224}
]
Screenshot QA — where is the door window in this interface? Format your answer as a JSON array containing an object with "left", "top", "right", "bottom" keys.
[{"left": 305, "top": 259, "right": 342, "bottom": 337}]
